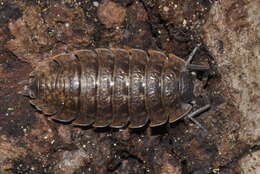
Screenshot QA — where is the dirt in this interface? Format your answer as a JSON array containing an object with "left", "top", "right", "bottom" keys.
[
  {"left": 97, "top": 1, "right": 126, "bottom": 28},
  {"left": 0, "top": 0, "right": 259, "bottom": 174}
]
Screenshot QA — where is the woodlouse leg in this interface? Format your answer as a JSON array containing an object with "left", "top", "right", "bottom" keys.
[
  {"left": 187, "top": 64, "right": 210, "bottom": 72},
  {"left": 183, "top": 45, "right": 211, "bottom": 131},
  {"left": 186, "top": 104, "right": 210, "bottom": 132},
  {"left": 185, "top": 44, "right": 201, "bottom": 67},
  {"left": 185, "top": 45, "right": 210, "bottom": 72}
]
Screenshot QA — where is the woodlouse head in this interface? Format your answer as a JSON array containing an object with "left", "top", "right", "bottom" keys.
[
  {"left": 179, "top": 71, "right": 195, "bottom": 103},
  {"left": 180, "top": 64, "right": 210, "bottom": 106}
]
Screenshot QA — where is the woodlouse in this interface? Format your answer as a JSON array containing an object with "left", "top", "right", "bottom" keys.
[{"left": 21, "top": 47, "right": 210, "bottom": 128}]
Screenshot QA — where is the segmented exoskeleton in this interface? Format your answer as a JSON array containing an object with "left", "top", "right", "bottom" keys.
[{"left": 22, "top": 47, "right": 210, "bottom": 128}]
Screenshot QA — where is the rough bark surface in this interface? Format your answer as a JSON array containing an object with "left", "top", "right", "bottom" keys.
[{"left": 0, "top": 0, "right": 259, "bottom": 174}]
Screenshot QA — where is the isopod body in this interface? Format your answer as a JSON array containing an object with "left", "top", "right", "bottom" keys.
[{"left": 24, "top": 48, "right": 210, "bottom": 128}]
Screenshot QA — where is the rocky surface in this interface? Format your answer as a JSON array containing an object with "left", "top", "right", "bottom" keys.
[
  {"left": 203, "top": 0, "right": 260, "bottom": 146},
  {"left": 0, "top": 0, "right": 259, "bottom": 174},
  {"left": 239, "top": 149, "right": 260, "bottom": 174}
]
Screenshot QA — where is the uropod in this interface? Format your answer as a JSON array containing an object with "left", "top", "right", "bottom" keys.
[{"left": 20, "top": 46, "right": 211, "bottom": 129}]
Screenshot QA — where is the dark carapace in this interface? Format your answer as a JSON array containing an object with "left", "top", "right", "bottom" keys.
[{"left": 21, "top": 47, "right": 210, "bottom": 129}]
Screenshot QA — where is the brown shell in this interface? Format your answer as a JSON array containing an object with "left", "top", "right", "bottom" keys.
[{"left": 28, "top": 48, "right": 193, "bottom": 128}]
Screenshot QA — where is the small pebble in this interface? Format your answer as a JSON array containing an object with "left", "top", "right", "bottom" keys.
[
  {"left": 163, "top": 6, "right": 169, "bottom": 12},
  {"left": 97, "top": 1, "right": 126, "bottom": 28},
  {"left": 183, "top": 19, "right": 187, "bottom": 26},
  {"left": 93, "top": 1, "right": 99, "bottom": 7},
  {"left": 7, "top": 107, "right": 14, "bottom": 111}
]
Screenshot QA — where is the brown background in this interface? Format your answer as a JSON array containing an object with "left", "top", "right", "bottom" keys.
[{"left": 0, "top": 0, "right": 259, "bottom": 174}]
